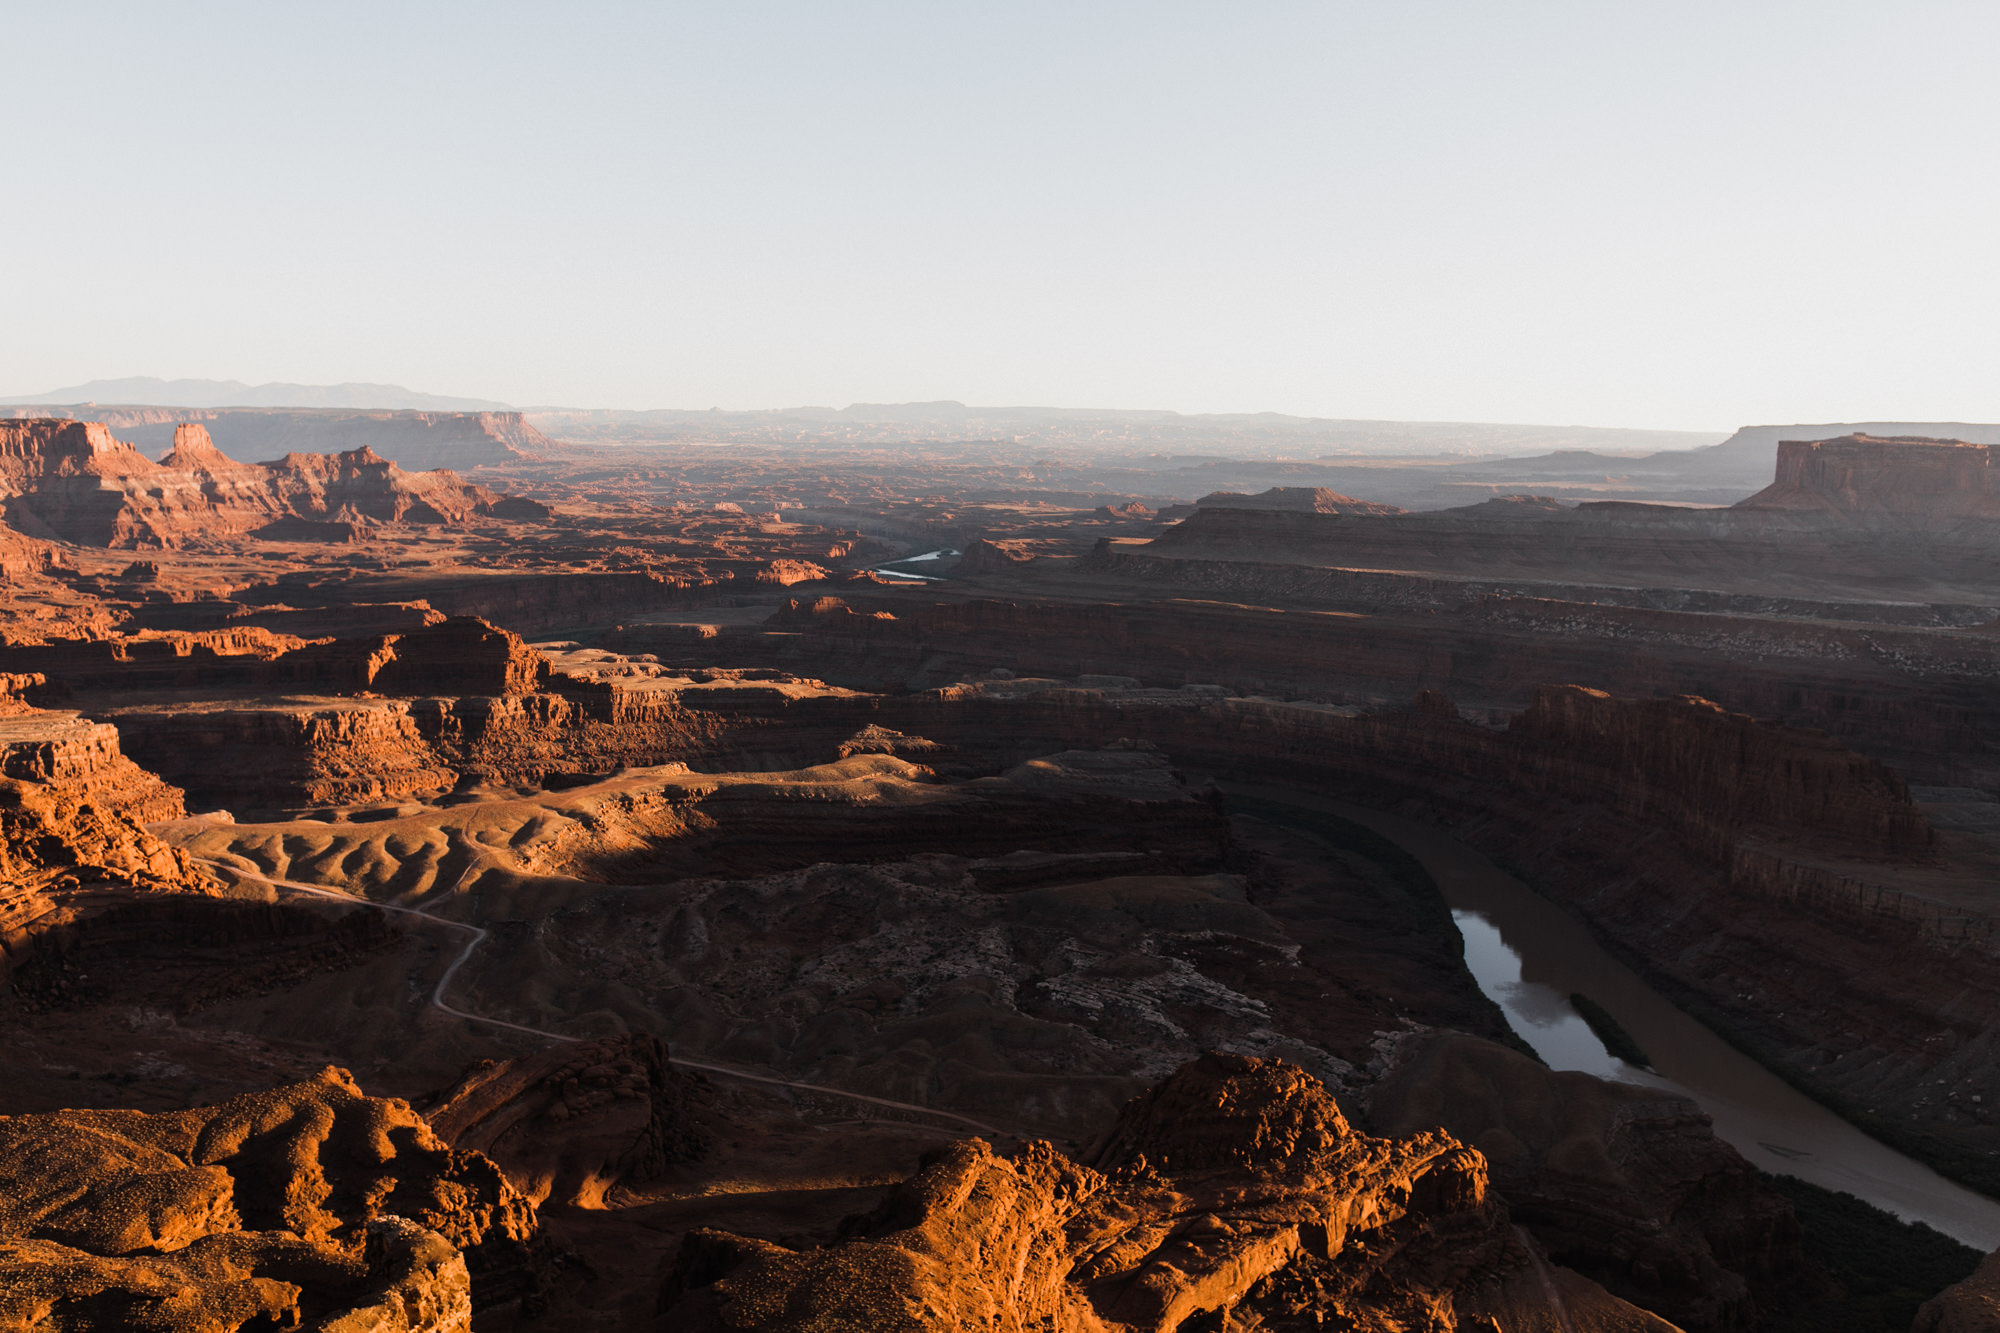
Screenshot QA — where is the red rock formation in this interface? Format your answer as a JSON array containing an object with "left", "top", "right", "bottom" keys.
[
  {"left": 0, "top": 1066, "right": 544, "bottom": 1330},
  {"left": 0, "top": 772, "right": 205, "bottom": 938},
  {"left": 662, "top": 1054, "right": 1676, "bottom": 1331},
  {"left": 362, "top": 617, "right": 552, "bottom": 697},
  {"left": 0, "top": 524, "right": 58, "bottom": 579},
  {"left": 55, "top": 405, "right": 553, "bottom": 470},
  {"left": 754, "top": 558, "right": 833, "bottom": 585}
]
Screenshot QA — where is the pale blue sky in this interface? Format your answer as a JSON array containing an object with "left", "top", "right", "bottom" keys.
[{"left": 7, "top": 2, "right": 1998, "bottom": 428}]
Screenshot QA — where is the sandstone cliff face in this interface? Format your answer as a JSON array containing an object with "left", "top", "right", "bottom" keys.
[
  {"left": 954, "top": 536, "right": 1038, "bottom": 573},
  {"left": 0, "top": 772, "right": 205, "bottom": 937},
  {"left": 0, "top": 1066, "right": 542, "bottom": 1331},
  {"left": 278, "top": 615, "right": 554, "bottom": 697},
  {"left": 663, "top": 1053, "right": 1677, "bottom": 1332},
  {"left": 0, "top": 710, "right": 187, "bottom": 823},
  {"left": 0, "top": 419, "right": 546, "bottom": 548},
  {"left": 0, "top": 704, "right": 204, "bottom": 955}
]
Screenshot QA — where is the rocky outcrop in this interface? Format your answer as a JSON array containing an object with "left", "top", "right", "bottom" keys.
[
  {"left": 426, "top": 1033, "right": 708, "bottom": 1208},
  {"left": 105, "top": 698, "right": 461, "bottom": 810},
  {"left": 662, "top": 1053, "right": 1677, "bottom": 1331},
  {"left": 954, "top": 536, "right": 1038, "bottom": 573},
  {"left": 0, "top": 1066, "right": 543, "bottom": 1331},
  {"left": 0, "top": 523, "right": 57, "bottom": 579},
  {"left": 287, "top": 616, "right": 554, "bottom": 697},
  {"left": 0, "top": 419, "right": 547, "bottom": 548},
  {"left": 1368, "top": 1033, "right": 1798, "bottom": 1331},
  {"left": 0, "top": 722, "right": 219, "bottom": 993}
]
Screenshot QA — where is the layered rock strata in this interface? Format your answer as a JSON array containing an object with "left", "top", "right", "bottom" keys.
[
  {"left": 1916, "top": 1247, "right": 2000, "bottom": 1332},
  {"left": 0, "top": 709, "right": 188, "bottom": 823}
]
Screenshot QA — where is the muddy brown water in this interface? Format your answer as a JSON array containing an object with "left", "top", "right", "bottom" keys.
[{"left": 1244, "top": 787, "right": 2000, "bottom": 1250}]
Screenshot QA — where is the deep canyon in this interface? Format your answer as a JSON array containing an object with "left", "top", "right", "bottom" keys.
[{"left": 4, "top": 409, "right": 2000, "bottom": 1330}]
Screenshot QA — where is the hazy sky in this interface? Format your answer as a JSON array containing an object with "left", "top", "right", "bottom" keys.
[{"left": 8, "top": 2, "right": 1999, "bottom": 429}]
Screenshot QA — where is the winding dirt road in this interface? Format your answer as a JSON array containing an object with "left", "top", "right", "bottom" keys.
[{"left": 192, "top": 855, "right": 1008, "bottom": 1137}]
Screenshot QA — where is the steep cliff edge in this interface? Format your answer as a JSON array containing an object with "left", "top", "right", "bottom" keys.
[
  {"left": 0, "top": 1066, "right": 544, "bottom": 1331},
  {"left": 662, "top": 1053, "right": 1678, "bottom": 1332}
]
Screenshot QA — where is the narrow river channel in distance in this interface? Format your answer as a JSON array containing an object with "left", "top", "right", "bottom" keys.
[{"left": 1256, "top": 788, "right": 2000, "bottom": 1251}]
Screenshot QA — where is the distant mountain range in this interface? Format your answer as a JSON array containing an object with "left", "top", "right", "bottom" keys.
[{"left": 4, "top": 377, "right": 512, "bottom": 412}]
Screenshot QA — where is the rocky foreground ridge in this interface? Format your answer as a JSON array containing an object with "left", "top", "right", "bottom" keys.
[
  {"left": 668, "top": 1053, "right": 1675, "bottom": 1332},
  {"left": 0, "top": 1066, "right": 541, "bottom": 1332}
]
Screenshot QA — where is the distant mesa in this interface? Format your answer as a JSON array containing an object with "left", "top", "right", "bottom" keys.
[
  {"left": 1157, "top": 485, "right": 1409, "bottom": 520},
  {"left": 1736, "top": 433, "right": 2000, "bottom": 519}
]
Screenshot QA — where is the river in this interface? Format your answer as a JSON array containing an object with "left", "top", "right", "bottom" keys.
[{"left": 1246, "top": 787, "right": 2000, "bottom": 1250}]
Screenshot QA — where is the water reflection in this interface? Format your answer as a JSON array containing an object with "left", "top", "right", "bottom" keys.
[{"left": 1454, "top": 910, "right": 1638, "bottom": 1081}]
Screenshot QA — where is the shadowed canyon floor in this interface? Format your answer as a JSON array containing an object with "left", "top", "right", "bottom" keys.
[{"left": 7, "top": 413, "right": 2000, "bottom": 1329}]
